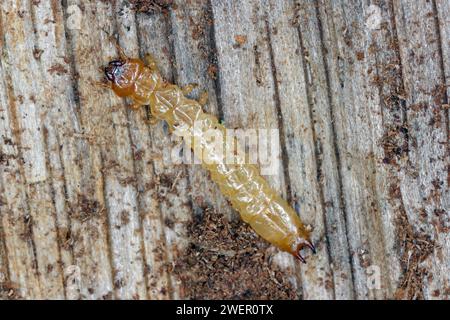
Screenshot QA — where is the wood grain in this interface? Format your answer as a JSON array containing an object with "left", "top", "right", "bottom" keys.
[{"left": 0, "top": 0, "right": 448, "bottom": 299}]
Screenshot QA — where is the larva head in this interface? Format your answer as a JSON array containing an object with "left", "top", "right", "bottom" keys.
[{"left": 104, "top": 58, "right": 144, "bottom": 97}]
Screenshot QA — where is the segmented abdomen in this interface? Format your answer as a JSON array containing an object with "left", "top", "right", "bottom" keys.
[{"left": 141, "top": 79, "right": 308, "bottom": 254}]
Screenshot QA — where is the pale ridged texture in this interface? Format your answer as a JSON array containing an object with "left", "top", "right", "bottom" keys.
[{"left": 105, "top": 56, "right": 313, "bottom": 258}]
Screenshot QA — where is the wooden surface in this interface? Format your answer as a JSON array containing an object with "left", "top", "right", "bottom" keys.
[{"left": 0, "top": 0, "right": 448, "bottom": 300}]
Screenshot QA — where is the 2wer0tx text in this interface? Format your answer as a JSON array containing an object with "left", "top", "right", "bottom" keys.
[{"left": 176, "top": 304, "right": 274, "bottom": 317}]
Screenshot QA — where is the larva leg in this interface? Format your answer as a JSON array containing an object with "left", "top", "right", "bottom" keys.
[
  {"left": 92, "top": 80, "right": 111, "bottom": 90},
  {"left": 144, "top": 53, "right": 159, "bottom": 72},
  {"left": 182, "top": 85, "right": 208, "bottom": 106},
  {"left": 198, "top": 91, "right": 208, "bottom": 106},
  {"left": 145, "top": 115, "right": 159, "bottom": 125},
  {"left": 129, "top": 103, "right": 143, "bottom": 110},
  {"left": 181, "top": 83, "right": 198, "bottom": 96},
  {"left": 129, "top": 103, "right": 158, "bottom": 126}
]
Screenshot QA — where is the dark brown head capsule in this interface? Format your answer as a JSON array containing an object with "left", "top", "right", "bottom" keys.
[
  {"left": 103, "top": 58, "right": 144, "bottom": 98},
  {"left": 104, "top": 60, "right": 125, "bottom": 81}
]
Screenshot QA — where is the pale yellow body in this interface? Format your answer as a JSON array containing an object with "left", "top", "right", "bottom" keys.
[{"left": 105, "top": 54, "right": 313, "bottom": 258}]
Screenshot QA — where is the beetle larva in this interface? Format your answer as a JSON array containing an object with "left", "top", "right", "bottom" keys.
[{"left": 100, "top": 46, "right": 316, "bottom": 262}]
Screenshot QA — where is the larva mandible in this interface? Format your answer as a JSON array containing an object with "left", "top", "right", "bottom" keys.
[{"left": 100, "top": 45, "right": 316, "bottom": 262}]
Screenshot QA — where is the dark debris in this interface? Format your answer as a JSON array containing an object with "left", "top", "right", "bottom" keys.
[{"left": 173, "top": 207, "right": 299, "bottom": 300}]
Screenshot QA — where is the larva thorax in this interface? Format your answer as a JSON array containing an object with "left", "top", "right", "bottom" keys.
[
  {"left": 105, "top": 58, "right": 200, "bottom": 126},
  {"left": 103, "top": 55, "right": 316, "bottom": 262}
]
